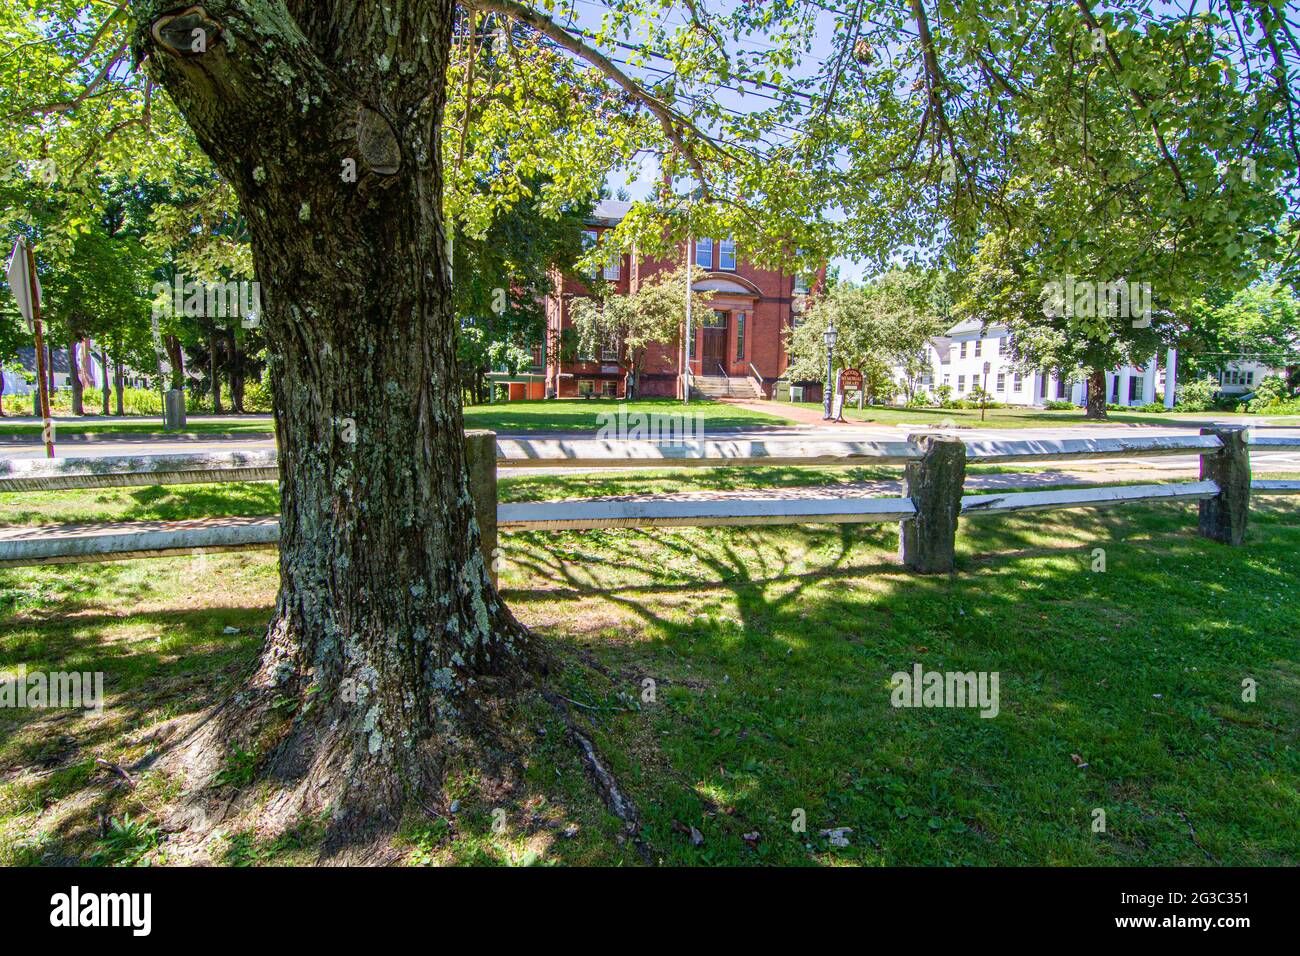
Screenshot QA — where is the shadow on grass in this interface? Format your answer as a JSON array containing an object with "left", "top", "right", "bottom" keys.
[
  {"left": 1, "top": 500, "right": 1296, "bottom": 866},
  {"left": 500, "top": 501, "right": 1300, "bottom": 865},
  {"left": 0, "top": 483, "right": 281, "bottom": 528}
]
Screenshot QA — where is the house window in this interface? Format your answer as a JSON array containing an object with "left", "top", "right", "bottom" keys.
[
  {"left": 957, "top": 375, "right": 966, "bottom": 392},
  {"left": 529, "top": 340, "right": 545, "bottom": 370},
  {"left": 695, "top": 238, "right": 713, "bottom": 270},
  {"left": 1111, "top": 376, "right": 1120, "bottom": 401},
  {"left": 1247, "top": 370, "right": 1255, "bottom": 385},
  {"left": 601, "top": 380, "right": 617, "bottom": 397},
  {"left": 960, "top": 342, "right": 967, "bottom": 359},
  {"left": 974, "top": 338, "right": 982, "bottom": 357},
  {"left": 578, "top": 379, "right": 595, "bottom": 397},
  {"left": 793, "top": 274, "right": 809, "bottom": 294},
  {"left": 583, "top": 229, "right": 599, "bottom": 278},
  {"left": 719, "top": 238, "right": 736, "bottom": 271},
  {"left": 1128, "top": 376, "right": 1141, "bottom": 403},
  {"left": 603, "top": 254, "right": 621, "bottom": 281},
  {"left": 943, "top": 374, "right": 950, "bottom": 387},
  {"left": 1013, "top": 372, "right": 1023, "bottom": 393},
  {"left": 735, "top": 311, "right": 746, "bottom": 361},
  {"left": 996, "top": 372, "right": 1006, "bottom": 391},
  {"left": 601, "top": 336, "right": 620, "bottom": 363}
]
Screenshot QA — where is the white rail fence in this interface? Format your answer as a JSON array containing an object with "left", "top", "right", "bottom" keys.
[{"left": 0, "top": 428, "right": 1296, "bottom": 571}]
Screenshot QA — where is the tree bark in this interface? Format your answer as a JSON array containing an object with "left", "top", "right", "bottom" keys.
[
  {"left": 228, "top": 330, "right": 245, "bottom": 413},
  {"left": 1085, "top": 367, "right": 1108, "bottom": 419},
  {"left": 210, "top": 332, "right": 223, "bottom": 414},
  {"left": 101, "top": 348, "right": 111, "bottom": 415},
  {"left": 164, "top": 334, "right": 185, "bottom": 391},
  {"left": 131, "top": 0, "right": 537, "bottom": 846}
]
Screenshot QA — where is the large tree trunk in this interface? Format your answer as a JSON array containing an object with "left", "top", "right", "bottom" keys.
[
  {"left": 1085, "top": 367, "right": 1108, "bottom": 420},
  {"left": 133, "top": 0, "right": 537, "bottom": 847}
]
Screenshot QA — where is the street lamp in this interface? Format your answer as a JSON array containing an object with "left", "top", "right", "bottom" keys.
[{"left": 822, "top": 321, "right": 838, "bottom": 420}]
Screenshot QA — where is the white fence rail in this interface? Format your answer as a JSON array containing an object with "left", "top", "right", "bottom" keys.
[
  {"left": 7, "top": 432, "right": 1296, "bottom": 491},
  {"left": 0, "top": 427, "right": 1294, "bottom": 568}
]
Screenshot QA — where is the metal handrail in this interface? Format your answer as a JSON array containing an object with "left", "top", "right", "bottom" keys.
[{"left": 748, "top": 362, "right": 767, "bottom": 399}]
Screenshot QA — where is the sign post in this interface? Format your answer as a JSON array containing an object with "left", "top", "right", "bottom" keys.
[
  {"left": 6, "top": 238, "right": 54, "bottom": 458},
  {"left": 835, "top": 367, "right": 863, "bottom": 423}
]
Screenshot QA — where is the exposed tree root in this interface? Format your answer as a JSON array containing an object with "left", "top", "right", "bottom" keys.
[
  {"left": 130, "top": 633, "right": 649, "bottom": 865},
  {"left": 542, "top": 689, "right": 651, "bottom": 863}
]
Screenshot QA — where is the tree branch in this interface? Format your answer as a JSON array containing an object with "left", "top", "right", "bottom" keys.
[{"left": 472, "top": 0, "right": 715, "bottom": 192}]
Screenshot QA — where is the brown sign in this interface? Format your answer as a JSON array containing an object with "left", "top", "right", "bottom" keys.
[{"left": 838, "top": 368, "right": 863, "bottom": 393}]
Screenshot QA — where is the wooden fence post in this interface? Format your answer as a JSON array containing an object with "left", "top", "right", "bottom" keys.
[
  {"left": 900, "top": 434, "right": 966, "bottom": 573},
  {"left": 464, "top": 429, "right": 499, "bottom": 585},
  {"left": 1198, "top": 426, "right": 1250, "bottom": 546}
]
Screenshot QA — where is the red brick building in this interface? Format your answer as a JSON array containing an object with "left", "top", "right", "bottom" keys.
[{"left": 503, "top": 201, "right": 820, "bottom": 401}]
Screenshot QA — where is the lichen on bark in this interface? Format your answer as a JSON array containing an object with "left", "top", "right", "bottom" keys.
[{"left": 130, "top": 0, "right": 545, "bottom": 854}]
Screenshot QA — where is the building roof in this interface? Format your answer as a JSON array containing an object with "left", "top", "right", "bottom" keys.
[
  {"left": 945, "top": 317, "right": 1009, "bottom": 337},
  {"left": 589, "top": 199, "right": 634, "bottom": 226},
  {"left": 15, "top": 346, "right": 72, "bottom": 374}
]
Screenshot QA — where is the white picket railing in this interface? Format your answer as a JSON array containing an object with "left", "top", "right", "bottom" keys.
[{"left": 0, "top": 431, "right": 1295, "bottom": 566}]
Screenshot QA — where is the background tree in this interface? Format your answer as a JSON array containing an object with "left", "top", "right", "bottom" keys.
[
  {"left": 787, "top": 273, "right": 945, "bottom": 403},
  {"left": 569, "top": 265, "right": 714, "bottom": 397},
  {"left": 1183, "top": 279, "right": 1300, "bottom": 387},
  {"left": 452, "top": 190, "right": 591, "bottom": 404}
]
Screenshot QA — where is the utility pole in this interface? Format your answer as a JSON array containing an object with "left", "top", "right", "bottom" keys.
[
  {"left": 5, "top": 239, "right": 54, "bottom": 457},
  {"left": 683, "top": 232, "right": 693, "bottom": 405}
]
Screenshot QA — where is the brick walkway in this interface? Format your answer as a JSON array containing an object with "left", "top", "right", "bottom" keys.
[{"left": 720, "top": 398, "right": 858, "bottom": 427}]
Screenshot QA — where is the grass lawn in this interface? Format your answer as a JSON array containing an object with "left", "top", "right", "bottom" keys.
[
  {"left": 1, "top": 468, "right": 1296, "bottom": 866},
  {"left": 790, "top": 401, "right": 1300, "bottom": 430},
  {"left": 0, "top": 399, "right": 792, "bottom": 439},
  {"left": 0, "top": 419, "right": 276, "bottom": 437},
  {"left": 462, "top": 397, "right": 792, "bottom": 433}
]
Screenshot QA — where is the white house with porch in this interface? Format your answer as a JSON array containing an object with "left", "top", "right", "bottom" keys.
[{"left": 898, "top": 319, "right": 1165, "bottom": 408}]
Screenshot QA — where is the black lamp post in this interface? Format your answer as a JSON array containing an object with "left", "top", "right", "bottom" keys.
[{"left": 822, "top": 321, "right": 838, "bottom": 420}]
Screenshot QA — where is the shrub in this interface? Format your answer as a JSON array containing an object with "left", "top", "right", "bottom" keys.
[
  {"left": 1175, "top": 377, "right": 1216, "bottom": 412},
  {"left": 1044, "top": 399, "right": 1075, "bottom": 411},
  {"left": 119, "top": 387, "right": 164, "bottom": 415},
  {"left": 1246, "top": 375, "right": 1290, "bottom": 413},
  {"left": 242, "top": 378, "right": 274, "bottom": 412}
]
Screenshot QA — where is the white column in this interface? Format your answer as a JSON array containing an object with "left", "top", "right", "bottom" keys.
[
  {"left": 1164, "top": 348, "right": 1178, "bottom": 408},
  {"left": 1143, "top": 357, "right": 1157, "bottom": 404}
]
